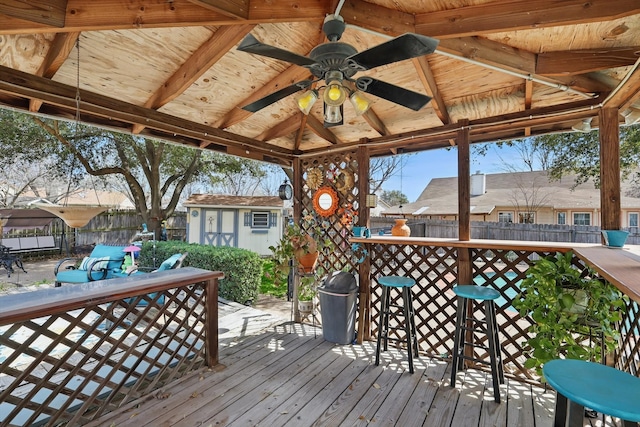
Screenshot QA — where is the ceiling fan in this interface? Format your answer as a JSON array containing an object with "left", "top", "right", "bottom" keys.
[{"left": 237, "top": 14, "right": 439, "bottom": 126}]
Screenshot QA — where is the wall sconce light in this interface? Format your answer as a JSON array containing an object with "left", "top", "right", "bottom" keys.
[
  {"left": 622, "top": 107, "right": 640, "bottom": 125},
  {"left": 365, "top": 194, "right": 377, "bottom": 208},
  {"left": 572, "top": 117, "right": 592, "bottom": 133}
]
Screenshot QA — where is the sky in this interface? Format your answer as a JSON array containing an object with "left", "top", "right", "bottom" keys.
[{"left": 382, "top": 144, "right": 526, "bottom": 202}]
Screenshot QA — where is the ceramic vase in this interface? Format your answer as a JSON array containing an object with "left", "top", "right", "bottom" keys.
[{"left": 391, "top": 218, "right": 411, "bottom": 236}]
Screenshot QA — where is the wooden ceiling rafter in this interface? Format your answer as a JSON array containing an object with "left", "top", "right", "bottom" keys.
[
  {"left": 306, "top": 115, "right": 341, "bottom": 145},
  {"left": 255, "top": 112, "right": 303, "bottom": 141},
  {"left": 412, "top": 56, "right": 449, "bottom": 125},
  {"left": 131, "top": 23, "right": 254, "bottom": 134},
  {"left": 29, "top": 31, "right": 79, "bottom": 112}
]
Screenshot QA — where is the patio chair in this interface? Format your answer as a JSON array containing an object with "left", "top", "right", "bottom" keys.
[{"left": 54, "top": 244, "right": 129, "bottom": 287}]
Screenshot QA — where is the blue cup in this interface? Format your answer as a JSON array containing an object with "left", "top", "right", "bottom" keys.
[
  {"left": 601, "top": 230, "right": 629, "bottom": 247},
  {"left": 352, "top": 226, "right": 370, "bottom": 238}
]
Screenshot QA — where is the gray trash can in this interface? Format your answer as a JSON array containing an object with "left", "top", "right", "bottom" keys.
[{"left": 317, "top": 271, "right": 358, "bottom": 344}]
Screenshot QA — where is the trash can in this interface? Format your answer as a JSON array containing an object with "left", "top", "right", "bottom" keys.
[{"left": 317, "top": 271, "right": 358, "bottom": 344}]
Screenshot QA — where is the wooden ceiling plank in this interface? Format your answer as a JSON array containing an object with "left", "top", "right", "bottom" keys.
[
  {"left": 413, "top": 56, "right": 450, "bottom": 125},
  {"left": 215, "top": 66, "right": 313, "bottom": 129},
  {"left": 415, "top": 0, "right": 640, "bottom": 38},
  {"left": 306, "top": 115, "right": 341, "bottom": 145},
  {"left": 256, "top": 113, "right": 302, "bottom": 141},
  {"left": 0, "top": 0, "right": 326, "bottom": 35},
  {"left": 536, "top": 47, "right": 640, "bottom": 75},
  {"left": 0, "top": 0, "right": 67, "bottom": 27},
  {"left": 132, "top": 24, "right": 254, "bottom": 134},
  {"left": 185, "top": 0, "right": 248, "bottom": 20},
  {"left": 29, "top": 31, "right": 79, "bottom": 112},
  {"left": 602, "top": 66, "right": 640, "bottom": 110},
  {"left": 0, "top": 64, "right": 293, "bottom": 159}
]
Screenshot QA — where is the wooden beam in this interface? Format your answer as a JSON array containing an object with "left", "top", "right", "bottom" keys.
[
  {"left": 413, "top": 56, "right": 450, "bottom": 125},
  {"left": 361, "top": 108, "right": 389, "bottom": 136},
  {"left": 414, "top": 0, "right": 640, "bottom": 38},
  {"left": 0, "top": 64, "right": 293, "bottom": 159},
  {"left": 29, "top": 31, "right": 79, "bottom": 112},
  {"left": 255, "top": 113, "right": 302, "bottom": 141},
  {"left": 0, "top": 0, "right": 67, "bottom": 27},
  {"left": 599, "top": 108, "right": 621, "bottom": 230},
  {"left": 132, "top": 24, "right": 254, "bottom": 134},
  {"left": 0, "top": 0, "right": 327, "bottom": 35},
  {"left": 306, "top": 115, "right": 341, "bottom": 145},
  {"left": 356, "top": 144, "right": 371, "bottom": 343},
  {"left": 536, "top": 47, "right": 640, "bottom": 76},
  {"left": 185, "top": 0, "right": 248, "bottom": 20},
  {"left": 601, "top": 65, "right": 640, "bottom": 110}
]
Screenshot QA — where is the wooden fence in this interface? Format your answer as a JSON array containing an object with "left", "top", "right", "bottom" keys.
[
  {"left": 3, "top": 210, "right": 187, "bottom": 253},
  {"left": 370, "top": 217, "right": 640, "bottom": 244}
]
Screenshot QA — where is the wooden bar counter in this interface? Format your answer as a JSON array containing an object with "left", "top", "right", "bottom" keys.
[{"left": 352, "top": 235, "right": 640, "bottom": 310}]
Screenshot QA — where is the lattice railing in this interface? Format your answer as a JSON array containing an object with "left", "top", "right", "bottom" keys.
[
  {"left": 0, "top": 268, "right": 221, "bottom": 426},
  {"left": 366, "top": 240, "right": 640, "bottom": 383}
]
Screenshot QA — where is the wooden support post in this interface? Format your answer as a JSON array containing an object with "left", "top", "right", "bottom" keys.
[
  {"left": 292, "top": 157, "right": 302, "bottom": 322},
  {"left": 205, "top": 277, "right": 219, "bottom": 367},
  {"left": 457, "top": 120, "right": 472, "bottom": 285},
  {"left": 599, "top": 108, "right": 621, "bottom": 230},
  {"left": 357, "top": 144, "right": 371, "bottom": 342}
]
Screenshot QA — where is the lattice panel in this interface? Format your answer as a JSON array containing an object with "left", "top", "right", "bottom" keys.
[
  {"left": 369, "top": 243, "right": 459, "bottom": 357},
  {"left": 0, "top": 284, "right": 208, "bottom": 426},
  {"left": 300, "top": 150, "right": 361, "bottom": 274},
  {"left": 615, "top": 298, "right": 640, "bottom": 376}
]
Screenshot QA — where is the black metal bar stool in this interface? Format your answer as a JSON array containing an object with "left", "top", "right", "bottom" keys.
[
  {"left": 374, "top": 275, "right": 419, "bottom": 373},
  {"left": 450, "top": 284, "right": 504, "bottom": 402}
]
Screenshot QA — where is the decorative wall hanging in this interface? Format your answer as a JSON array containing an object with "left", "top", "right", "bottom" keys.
[
  {"left": 335, "top": 169, "right": 355, "bottom": 195},
  {"left": 312, "top": 186, "right": 339, "bottom": 217},
  {"left": 306, "top": 168, "right": 323, "bottom": 190}
]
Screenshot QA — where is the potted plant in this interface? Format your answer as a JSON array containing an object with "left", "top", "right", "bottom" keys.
[
  {"left": 297, "top": 275, "right": 316, "bottom": 316},
  {"left": 513, "top": 251, "right": 626, "bottom": 378},
  {"left": 268, "top": 217, "right": 332, "bottom": 288}
]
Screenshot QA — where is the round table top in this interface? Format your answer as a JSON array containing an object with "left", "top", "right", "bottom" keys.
[{"left": 543, "top": 359, "right": 640, "bottom": 422}]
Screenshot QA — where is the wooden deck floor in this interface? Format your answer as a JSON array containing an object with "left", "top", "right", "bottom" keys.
[{"left": 86, "top": 320, "right": 568, "bottom": 427}]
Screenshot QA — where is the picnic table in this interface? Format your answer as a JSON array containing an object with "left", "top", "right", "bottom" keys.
[{"left": 0, "top": 245, "right": 27, "bottom": 277}]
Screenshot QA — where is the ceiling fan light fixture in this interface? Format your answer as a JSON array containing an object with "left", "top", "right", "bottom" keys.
[
  {"left": 324, "top": 104, "right": 342, "bottom": 124},
  {"left": 622, "top": 107, "right": 640, "bottom": 125},
  {"left": 350, "top": 91, "right": 371, "bottom": 115},
  {"left": 296, "top": 89, "right": 318, "bottom": 115},
  {"left": 572, "top": 117, "right": 593, "bottom": 133},
  {"left": 323, "top": 81, "right": 347, "bottom": 106}
]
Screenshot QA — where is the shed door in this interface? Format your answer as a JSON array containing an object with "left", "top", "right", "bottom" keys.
[{"left": 202, "top": 209, "right": 237, "bottom": 247}]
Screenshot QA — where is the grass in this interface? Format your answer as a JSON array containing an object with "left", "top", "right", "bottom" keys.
[{"left": 260, "top": 259, "right": 288, "bottom": 299}]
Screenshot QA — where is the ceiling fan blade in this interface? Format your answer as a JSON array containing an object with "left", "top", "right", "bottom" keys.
[
  {"left": 237, "top": 34, "right": 317, "bottom": 67},
  {"left": 241, "top": 80, "right": 313, "bottom": 113},
  {"left": 356, "top": 77, "right": 431, "bottom": 111},
  {"left": 348, "top": 33, "right": 439, "bottom": 70}
]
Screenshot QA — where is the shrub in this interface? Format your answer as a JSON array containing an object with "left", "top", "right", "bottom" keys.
[{"left": 138, "top": 241, "right": 262, "bottom": 305}]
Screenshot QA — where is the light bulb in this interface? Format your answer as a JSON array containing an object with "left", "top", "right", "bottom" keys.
[
  {"left": 295, "top": 90, "right": 318, "bottom": 115},
  {"left": 349, "top": 91, "right": 371, "bottom": 115},
  {"left": 323, "top": 81, "right": 346, "bottom": 106}
]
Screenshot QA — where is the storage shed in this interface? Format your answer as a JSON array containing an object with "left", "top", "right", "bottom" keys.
[{"left": 183, "top": 194, "right": 284, "bottom": 256}]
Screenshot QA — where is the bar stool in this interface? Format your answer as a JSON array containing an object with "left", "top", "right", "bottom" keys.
[
  {"left": 374, "top": 276, "right": 419, "bottom": 373},
  {"left": 543, "top": 359, "right": 640, "bottom": 427},
  {"left": 450, "top": 285, "right": 504, "bottom": 403}
]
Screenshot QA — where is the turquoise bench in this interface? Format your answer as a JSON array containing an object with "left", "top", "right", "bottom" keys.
[
  {"left": 543, "top": 359, "right": 640, "bottom": 426},
  {"left": 54, "top": 244, "right": 129, "bottom": 287}
]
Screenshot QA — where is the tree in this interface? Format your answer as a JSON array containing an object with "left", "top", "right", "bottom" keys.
[
  {"left": 474, "top": 138, "right": 556, "bottom": 172},
  {"left": 369, "top": 154, "right": 413, "bottom": 194},
  {"left": 509, "top": 173, "right": 551, "bottom": 223},
  {"left": 380, "top": 189, "right": 409, "bottom": 206},
  {"left": 0, "top": 109, "right": 267, "bottom": 235}
]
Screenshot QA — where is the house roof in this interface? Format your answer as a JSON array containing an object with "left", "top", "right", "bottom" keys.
[
  {"left": 184, "top": 194, "right": 283, "bottom": 209},
  {"left": 385, "top": 170, "right": 640, "bottom": 216},
  {"left": 1, "top": 2, "right": 639, "bottom": 166}
]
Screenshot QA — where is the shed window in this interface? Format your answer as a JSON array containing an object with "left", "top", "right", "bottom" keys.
[
  {"left": 251, "top": 212, "right": 269, "bottom": 228},
  {"left": 573, "top": 212, "right": 591, "bottom": 226}
]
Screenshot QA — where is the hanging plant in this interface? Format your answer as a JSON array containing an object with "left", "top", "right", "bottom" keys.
[{"left": 513, "top": 251, "right": 626, "bottom": 378}]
